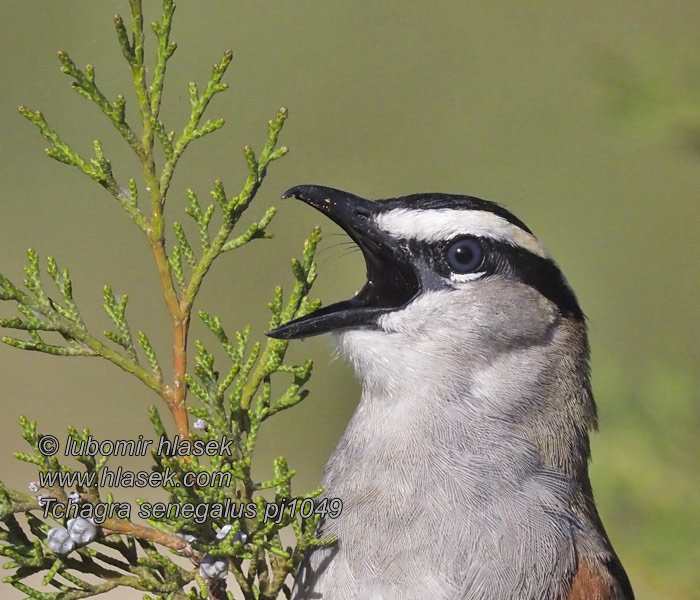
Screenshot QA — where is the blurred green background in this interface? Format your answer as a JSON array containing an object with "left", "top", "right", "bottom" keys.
[{"left": 1, "top": 2, "right": 698, "bottom": 599}]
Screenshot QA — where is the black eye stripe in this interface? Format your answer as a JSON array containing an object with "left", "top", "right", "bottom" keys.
[
  {"left": 417, "top": 237, "right": 584, "bottom": 320},
  {"left": 487, "top": 241, "right": 583, "bottom": 320}
]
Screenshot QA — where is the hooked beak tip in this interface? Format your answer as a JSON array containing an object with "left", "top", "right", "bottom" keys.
[
  {"left": 264, "top": 329, "right": 285, "bottom": 339},
  {"left": 281, "top": 184, "right": 318, "bottom": 202}
]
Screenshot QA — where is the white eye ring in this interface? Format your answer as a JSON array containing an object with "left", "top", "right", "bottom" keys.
[{"left": 451, "top": 271, "right": 486, "bottom": 283}]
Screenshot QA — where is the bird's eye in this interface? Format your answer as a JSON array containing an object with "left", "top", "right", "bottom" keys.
[{"left": 444, "top": 238, "right": 484, "bottom": 273}]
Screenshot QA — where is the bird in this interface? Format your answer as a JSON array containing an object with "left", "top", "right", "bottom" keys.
[{"left": 267, "top": 185, "right": 634, "bottom": 600}]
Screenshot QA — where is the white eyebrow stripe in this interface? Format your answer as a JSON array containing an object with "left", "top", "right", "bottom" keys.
[{"left": 374, "top": 208, "right": 550, "bottom": 259}]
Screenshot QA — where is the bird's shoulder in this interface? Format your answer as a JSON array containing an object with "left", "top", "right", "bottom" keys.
[{"left": 566, "top": 556, "right": 635, "bottom": 600}]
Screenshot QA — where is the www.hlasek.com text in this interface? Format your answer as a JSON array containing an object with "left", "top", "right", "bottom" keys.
[
  {"left": 40, "top": 497, "right": 343, "bottom": 525},
  {"left": 39, "top": 464, "right": 232, "bottom": 489}
]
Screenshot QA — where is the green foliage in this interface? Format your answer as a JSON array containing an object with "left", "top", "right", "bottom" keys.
[
  {"left": 597, "top": 49, "right": 700, "bottom": 151},
  {"left": 0, "top": 1, "right": 323, "bottom": 598},
  {"left": 591, "top": 359, "right": 700, "bottom": 598}
]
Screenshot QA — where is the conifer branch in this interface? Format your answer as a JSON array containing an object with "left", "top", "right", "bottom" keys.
[{"left": 2, "top": 2, "right": 328, "bottom": 598}]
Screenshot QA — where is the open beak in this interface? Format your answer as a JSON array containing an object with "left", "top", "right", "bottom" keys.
[{"left": 266, "top": 185, "right": 419, "bottom": 339}]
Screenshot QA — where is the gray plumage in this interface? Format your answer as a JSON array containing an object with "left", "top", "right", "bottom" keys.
[{"left": 268, "top": 185, "right": 633, "bottom": 600}]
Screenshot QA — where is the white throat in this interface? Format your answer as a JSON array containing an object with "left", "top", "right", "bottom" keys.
[{"left": 310, "top": 322, "right": 588, "bottom": 600}]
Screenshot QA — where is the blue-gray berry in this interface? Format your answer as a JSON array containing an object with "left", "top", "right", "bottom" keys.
[
  {"left": 199, "top": 554, "right": 228, "bottom": 580},
  {"left": 215, "top": 523, "right": 233, "bottom": 540},
  {"left": 67, "top": 517, "right": 98, "bottom": 545},
  {"left": 47, "top": 527, "right": 75, "bottom": 556},
  {"left": 193, "top": 418, "right": 208, "bottom": 431}
]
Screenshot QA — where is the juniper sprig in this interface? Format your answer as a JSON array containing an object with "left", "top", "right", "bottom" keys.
[{"left": 0, "top": 2, "right": 327, "bottom": 599}]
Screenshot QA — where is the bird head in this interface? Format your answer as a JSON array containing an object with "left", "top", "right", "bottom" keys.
[
  {"left": 267, "top": 185, "right": 595, "bottom": 476},
  {"left": 267, "top": 185, "right": 583, "bottom": 350}
]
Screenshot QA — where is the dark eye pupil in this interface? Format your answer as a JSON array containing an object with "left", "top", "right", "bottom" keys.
[
  {"left": 453, "top": 246, "right": 474, "bottom": 264},
  {"left": 445, "top": 238, "right": 483, "bottom": 273}
]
